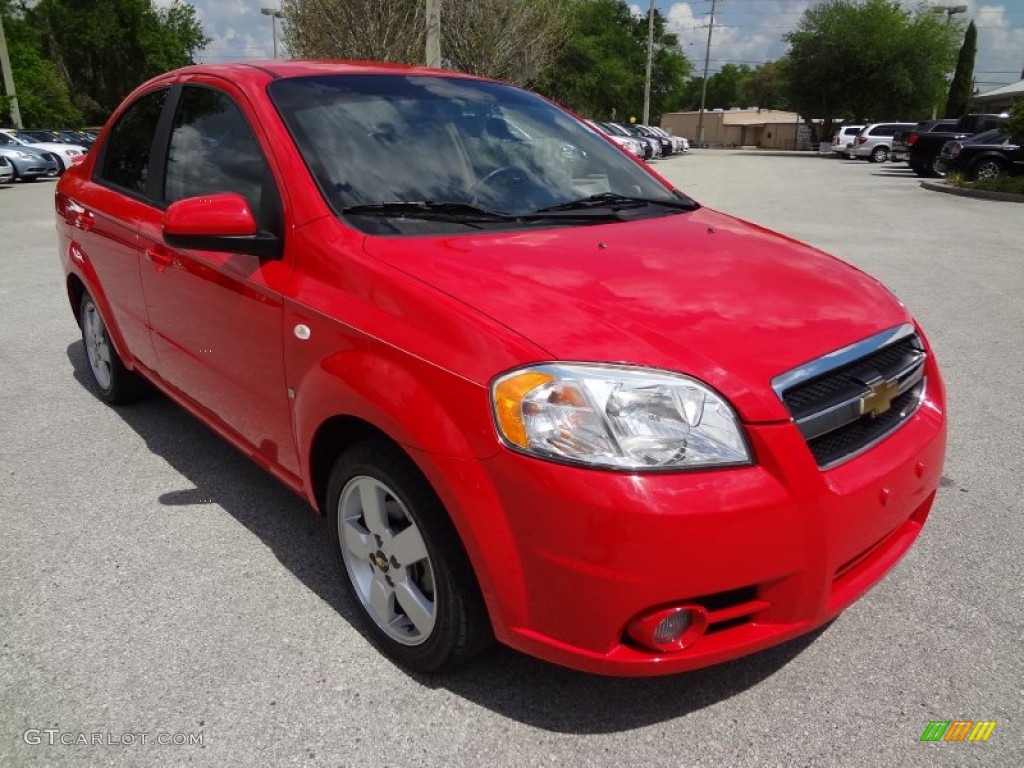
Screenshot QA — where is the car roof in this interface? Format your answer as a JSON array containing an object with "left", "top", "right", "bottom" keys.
[{"left": 149, "top": 60, "right": 486, "bottom": 86}]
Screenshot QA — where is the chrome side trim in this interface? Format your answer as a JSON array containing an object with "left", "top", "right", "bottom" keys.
[{"left": 771, "top": 323, "right": 918, "bottom": 401}]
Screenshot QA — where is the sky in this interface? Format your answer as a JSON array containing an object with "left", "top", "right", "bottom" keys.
[{"left": 176, "top": 0, "right": 1024, "bottom": 93}]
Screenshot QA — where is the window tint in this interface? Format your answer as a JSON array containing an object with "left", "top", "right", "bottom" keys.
[
  {"left": 99, "top": 89, "right": 167, "bottom": 195},
  {"left": 164, "top": 86, "right": 269, "bottom": 220}
]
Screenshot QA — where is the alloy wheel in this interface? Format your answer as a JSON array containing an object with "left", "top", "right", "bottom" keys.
[{"left": 337, "top": 476, "right": 437, "bottom": 646}]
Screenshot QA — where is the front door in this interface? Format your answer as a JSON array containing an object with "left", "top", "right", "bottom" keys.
[{"left": 138, "top": 82, "right": 299, "bottom": 478}]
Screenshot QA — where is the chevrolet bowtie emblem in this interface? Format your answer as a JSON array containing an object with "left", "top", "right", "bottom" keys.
[{"left": 860, "top": 378, "right": 900, "bottom": 418}]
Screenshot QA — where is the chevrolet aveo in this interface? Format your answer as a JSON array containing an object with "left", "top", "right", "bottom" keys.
[{"left": 56, "top": 62, "right": 946, "bottom": 676}]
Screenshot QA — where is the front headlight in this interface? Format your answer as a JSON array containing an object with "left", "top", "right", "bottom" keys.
[{"left": 491, "top": 364, "right": 751, "bottom": 470}]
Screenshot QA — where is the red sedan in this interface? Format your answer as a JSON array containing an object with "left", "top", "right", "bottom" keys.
[{"left": 55, "top": 61, "right": 946, "bottom": 676}]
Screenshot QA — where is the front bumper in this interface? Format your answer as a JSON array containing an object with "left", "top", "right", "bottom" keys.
[{"left": 423, "top": 370, "right": 946, "bottom": 676}]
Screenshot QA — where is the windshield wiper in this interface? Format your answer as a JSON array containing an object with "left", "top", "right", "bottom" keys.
[
  {"left": 534, "top": 192, "right": 698, "bottom": 213},
  {"left": 342, "top": 201, "right": 519, "bottom": 222},
  {"left": 342, "top": 200, "right": 625, "bottom": 224}
]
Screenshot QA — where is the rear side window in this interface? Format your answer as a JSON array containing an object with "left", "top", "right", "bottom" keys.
[
  {"left": 98, "top": 89, "right": 168, "bottom": 195},
  {"left": 164, "top": 86, "right": 270, "bottom": 221}
]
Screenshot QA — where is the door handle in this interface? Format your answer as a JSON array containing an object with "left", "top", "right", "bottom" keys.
[{"left": 146, "top": 247, "right": 175, "bottom": 271}]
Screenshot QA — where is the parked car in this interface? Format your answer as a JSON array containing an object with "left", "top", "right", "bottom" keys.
[
  {"left": 601, "top": 121, "right": 654, "bottom": 159},
  {"left": 636, "top": 125, "right": 673, "bottom": 157},
  {"left": 58, "top": 130, "right": 97, "bottom": 150},
  {"left": 907, "top": 113, "right": 1008, "bottom": 177},
  {"left": 849, "top": 122, "right": 917, "bottom": 162},
  {"left": 614, "top": 122, "right": 662, "bottom": 158},
  {"left": 939, "top": 129, "right": 1023, "bottom": 180},
  {"left": 650, "top": 125, "right": 688, "bottom": 154},
  {"left": 0, "top": 140, "right": 60, "bottom": 181},
  {"left": 891, "top": 119, "right": 956, "bottom": 163},
  {"left": 0, "top": 129, "right": 86, "bottom": 173},
  {"left": 585, "top": 119, "right": 645, "bottom": 158},
  {"left": 0, "top": 154, "right": 13, "bottom": 184},
  {"left": 829, "top": 125, "right": 864, "bottom": 158},
  {"left": 57, "top": 61, "right": 946, "bottom": 677}
]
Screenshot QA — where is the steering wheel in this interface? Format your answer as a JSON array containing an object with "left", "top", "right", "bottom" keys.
[{"left": 469, "top": 166, "right": 528, "bottom": 207}]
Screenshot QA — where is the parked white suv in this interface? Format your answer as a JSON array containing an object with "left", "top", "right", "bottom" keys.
[
  {"left": 849, "top": 122, "right": 916, "bottom": 163},
  {"left": 830, "top": 125, "right": 864, "bottom": 158}
]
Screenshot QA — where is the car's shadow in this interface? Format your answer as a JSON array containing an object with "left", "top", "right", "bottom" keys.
[{"left": 66, "top": 341, "right": 831, "bottom": 734}]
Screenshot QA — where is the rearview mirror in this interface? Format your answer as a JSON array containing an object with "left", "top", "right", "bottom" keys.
[{"left": 163, "top": 192, "right": 281, "bottom": 259}]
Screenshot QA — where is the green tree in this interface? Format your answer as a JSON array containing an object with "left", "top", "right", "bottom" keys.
[
  {"left": 26, "top": 0, "right": 207, "bottom": 124},
  {"left": 782, "top": 0, "right": 960, "bottom": 137},
  {"left": 943, "top": 20, "right": 976, "bottom": 118},
  {"left": 743, "top": 60, "right": 789, "bottom": 110},
  {"left": 535, "top": 0, "right": 690, "bottom": 122},
  {"left": 1007, "top": 101, "right": 1024, "bottom": 145},
  {"left": 0, "top": 0, "right": 81, "bottom": 126}
]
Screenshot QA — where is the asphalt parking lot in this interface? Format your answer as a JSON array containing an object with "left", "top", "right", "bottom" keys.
[{"left": 1, "top": 154, "right": 1021, "bottom": 767}]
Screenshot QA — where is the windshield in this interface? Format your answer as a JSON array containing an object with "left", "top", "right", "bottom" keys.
[{"left": 269, "top": 74, "right": 690, "bottom": 234}]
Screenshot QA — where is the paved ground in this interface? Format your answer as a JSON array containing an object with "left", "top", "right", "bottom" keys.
[{"left": 1, "top": 155, "right": 1021, "bottom": 767}]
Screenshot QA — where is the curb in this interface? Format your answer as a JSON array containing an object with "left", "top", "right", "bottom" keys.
[{"left": 920, "top": 180, "right": 1024, "bottom": 203}]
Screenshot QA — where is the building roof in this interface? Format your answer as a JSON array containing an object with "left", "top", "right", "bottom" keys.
[{"left": 973, "top": 80, "right": 1024, "bottom": 103}]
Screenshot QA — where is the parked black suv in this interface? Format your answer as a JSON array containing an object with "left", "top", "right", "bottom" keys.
[{"left": 892, "top": 119, "right": 956, "bottom": 163}]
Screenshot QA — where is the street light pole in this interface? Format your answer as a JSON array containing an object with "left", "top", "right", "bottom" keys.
[
  {"left": 642, "top": 0, "right": 655, "bottom": 126},
  {"left": 261, "top": 7, "right": 284, "bottom": 60},
  {"left": 930, "top": 5, "right": 968, "bottom": 117},
  {"left": 0, "top": 14, "right": 23, "bottom": 129}
]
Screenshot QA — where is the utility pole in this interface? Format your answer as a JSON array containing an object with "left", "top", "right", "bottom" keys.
[
  {"left": 696, "top": 0, "right": 718, "bottom": 148},
  {"left": 0, "top": 14, "right": 23, "bottom": 129},
  {"left": 425, "top": 0, "right": 441, "bottom": 68},
  {"left": 642, "top": 0, "right": 655, "bottom": 125}
]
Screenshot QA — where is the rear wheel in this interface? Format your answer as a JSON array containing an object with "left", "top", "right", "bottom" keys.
[
  {"left": 327, "top": 437, "right": 492, "bottom": 672},
  {"left": 910, "top": 159, "right": 929, "bottom": 177},
  {"left": 79, "top": 293, "right": 145, "bottom": 404},
  {"left": 970, "top": 157, "right": 1006, "bottom": 181},
  {"left": 870, "top": 146, "right": 889, "bottom": 163}
]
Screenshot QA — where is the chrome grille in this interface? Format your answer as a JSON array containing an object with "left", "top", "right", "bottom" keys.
[{"left": 773, "top": 325, "right": 926, "bottom": 468}]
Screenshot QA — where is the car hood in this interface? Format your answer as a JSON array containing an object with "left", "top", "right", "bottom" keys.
[{"left": 361, "top": 207, "right": 910, "bottom": 422}]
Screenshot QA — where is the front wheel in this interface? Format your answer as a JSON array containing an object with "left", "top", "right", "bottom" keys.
[{"left": 326, "top": 438, "right": 492, "bottom": 672}]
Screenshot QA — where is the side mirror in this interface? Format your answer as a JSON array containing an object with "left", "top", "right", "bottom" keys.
[{"left": 163, "top": 192, "right": 282, "bottom": 259}]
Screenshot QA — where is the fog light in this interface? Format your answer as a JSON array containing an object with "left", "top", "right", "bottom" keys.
[{"left": 627, "top": 605, "right": 707, "bottom": 653}]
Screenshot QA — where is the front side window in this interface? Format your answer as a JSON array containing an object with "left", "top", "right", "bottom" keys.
[
  {"left": 164, "top": 86, "right": 270, "bottom": 220},
  {"left": 98, "top": 88, "right": 167, "bottom": 195},
  {"left": 270, "top": 75, "right": 692, "bottom": 235}
]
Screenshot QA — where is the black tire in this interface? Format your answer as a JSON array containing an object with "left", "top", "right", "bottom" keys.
[
  {"left": 326, "top": 437, "right": 492, "bottom": 672},
  {"left": 870, "top": 146, "right": 889, "bottom": 163},
  {"left": 970, "top": 157, "right": 1006, "bottom": 181},
  {"left": 78, "top": 292, "right": 146, "bottom": 404},
  {"left": 910, "top": 159, "right": 929, "bottom": 177},
  {"left": 930, "top": 156, "right": 947, "bottom": 178}
]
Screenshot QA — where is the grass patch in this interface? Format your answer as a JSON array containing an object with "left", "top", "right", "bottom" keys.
[{"left": 945, "top": 171, "right": 1024, "bottom": 195}]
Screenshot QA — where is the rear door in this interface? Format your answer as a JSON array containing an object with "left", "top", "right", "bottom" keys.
[{"left": 58, "top": 88, "right": 169, "bottom": 369}]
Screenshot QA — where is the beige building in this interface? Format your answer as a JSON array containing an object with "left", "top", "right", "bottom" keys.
[{"left": 660, "top": 109, "right": 812, "bottom": 150}]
